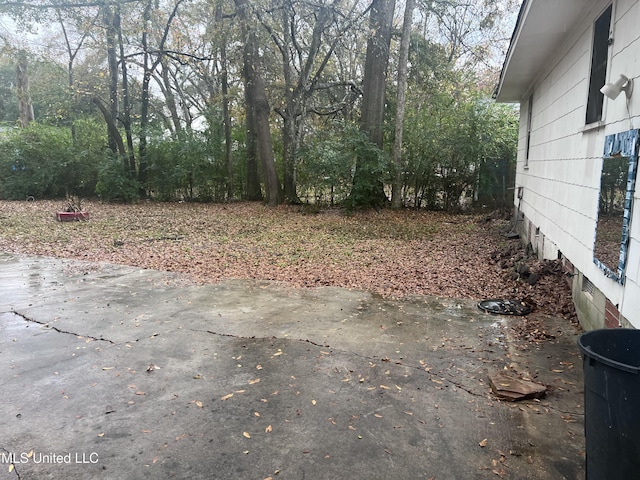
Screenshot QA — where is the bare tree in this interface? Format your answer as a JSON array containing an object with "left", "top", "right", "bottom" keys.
[
  {"left": 391, "top": 0, "right": 415, "bottom": 208},
  {"left": 260, "top": 0, "right": 369, "bottom": 204},
  {"left": 138, "top": 0, "right": 185, "bottom": 192},
  {"left": 234, "top": 0, "right": 282, "bottom": 206},
  {"left": 351, "top": 0, "right": 395, "bottom": 207},
  {"left": 16, "top": 50, "right": 35, "bottom": 127}
]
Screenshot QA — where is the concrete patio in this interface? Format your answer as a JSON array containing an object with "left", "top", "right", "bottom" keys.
[{"left": 0, "top": 253, "right": 584, "bottom": 479}]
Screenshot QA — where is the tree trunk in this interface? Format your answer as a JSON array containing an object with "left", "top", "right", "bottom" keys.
[
  {"left": 57, "top": 11, "right": 80, "bottom": 143},
  {"left": 360, "top": 0, "right": 395, "bottom": 148},
  {"left": 244, "top": 95, "right": 263, "bottom": 201},
  {"left": 116, "top": 6, "right": 137, "bottom": 177},
  {"left": 281, "top": 105, "right": 299, "bottom": 203},
  {"left": 16, "top": 51, "right": 35, "bottom": 128},
  {"left": 102, "top": 6, "right": 120, "bottom": 157},
  {"left": 160, "top": 59, "right": 182, "bottom": 135},
  {"left": 235, "top": 0, "right": 282, "bottom": 206},
  {"left": 391, "top": 0, "right": 415, "bottom": 208},
  {"left": 92, "top": 96, "right": 127, "bottom": 157},
  {"left": 279, "top": 5, "right": 299, "bottom": 204},
  {"left": 138, "top": 1, "right": 152, "bottom": 194},
  {"left": 215, "top": 3, "right": 234, "bottom": 201},
  {"left": 351, "top": 0, "right": 396, "bottom": 208},
  {"left": 221, "top": 46, "right": 234, "bottom": 201}
]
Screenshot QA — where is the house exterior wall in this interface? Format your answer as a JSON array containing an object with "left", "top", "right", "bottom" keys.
[{"left": 513, "top": 0, "right": 640, "bottom": 329}]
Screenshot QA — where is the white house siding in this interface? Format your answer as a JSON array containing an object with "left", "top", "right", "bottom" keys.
[
  {"left": 613, "top": 0, "right": 640, "bottom": 326},
  {"left": 513, "top": 0, "right": 640, "bottom": 328}
]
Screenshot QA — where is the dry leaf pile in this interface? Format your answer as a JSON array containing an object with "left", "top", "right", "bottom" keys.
[{"left": 0, "top": 200, "right": 576, "bottom": 321}]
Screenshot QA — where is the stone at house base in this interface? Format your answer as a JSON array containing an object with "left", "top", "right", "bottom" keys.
[{"left": 489, "top": 373, "right": 547, "bottom": 401}]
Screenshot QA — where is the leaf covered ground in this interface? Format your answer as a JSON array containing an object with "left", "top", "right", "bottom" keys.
[{"left": 0, "top": 200, "right": 576, "bottom": 322}]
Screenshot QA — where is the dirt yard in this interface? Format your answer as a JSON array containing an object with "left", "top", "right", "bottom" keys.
[{"left": 0, "top": 200, "right": 576, "bottom": 322}]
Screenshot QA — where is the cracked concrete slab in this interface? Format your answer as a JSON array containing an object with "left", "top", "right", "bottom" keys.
[{"left": 0, "top": 253, "right": 584, "bottom": 479}]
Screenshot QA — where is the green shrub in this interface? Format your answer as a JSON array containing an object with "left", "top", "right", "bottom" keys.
[
  {"left": 0, "top": 124, "right": 70, "bottom": 199},
  {"left": 146, "top": 132, "right": 225, "bottom": 202},
  {"left": 95, "top": 156, "right": 139, "bottom": 203},
  {"left": 0, "top": 122, "right": 109, "bottom": 200}
]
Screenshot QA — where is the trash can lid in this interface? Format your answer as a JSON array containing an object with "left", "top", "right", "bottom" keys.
[
  {"left": 477, "top": 299, "right": 531, "bottom": 316},
  {"left": 578, "top": 329, "right": 640, "bottom": 374}
]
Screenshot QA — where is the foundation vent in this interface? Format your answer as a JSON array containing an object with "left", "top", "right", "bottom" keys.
[{"left": 582, "top": 276, "right": 595, "bottom": 295}]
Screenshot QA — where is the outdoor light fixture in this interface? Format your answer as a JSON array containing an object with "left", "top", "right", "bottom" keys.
[{"left": 601, "top": 74, "right": 634, "bottom": 100}]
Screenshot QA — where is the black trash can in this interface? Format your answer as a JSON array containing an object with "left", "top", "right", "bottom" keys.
[{"left": 578, "top": 328, "right": 640, "bottom": 479}]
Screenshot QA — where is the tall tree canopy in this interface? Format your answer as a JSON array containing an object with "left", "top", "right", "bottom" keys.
[{"left": 0, "top": 0, "right": 519, "bottom": 209}]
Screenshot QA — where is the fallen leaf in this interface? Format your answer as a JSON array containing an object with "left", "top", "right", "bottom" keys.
[
  {"left": 243, "top": 432, "right": 251, "bottom": 439},
  {"left": 479, "top": 438, "right": 488, "bottom": 447},
  {"left": 1, "top": 202, "right": 576, "bottom": 321},
  {"left": 265, "top": 425, "right": 272, "bottom": 433},
  {"left": 195, "top": 401, "right": 203, "bottom": 408},
  {"left": 311, "top": 400, "right": 317, "bottom": 406}
]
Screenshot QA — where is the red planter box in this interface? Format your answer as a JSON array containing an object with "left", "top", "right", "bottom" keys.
[{"left": 56, "top": 212, "right": 90, "bottom": 222}]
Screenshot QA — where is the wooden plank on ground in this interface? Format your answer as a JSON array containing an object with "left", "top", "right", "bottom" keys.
[{"left": 489, "top": 373, "right": 546, "bottom": 401}]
